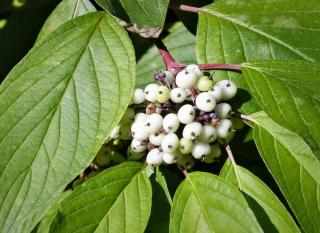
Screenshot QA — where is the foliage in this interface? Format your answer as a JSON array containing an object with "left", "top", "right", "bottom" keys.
[{"left": 0, "top": 0, "right": 319, "bottom": 232}]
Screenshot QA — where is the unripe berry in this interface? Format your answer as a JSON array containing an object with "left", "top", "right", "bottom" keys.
[
  {"left": 209, "top": 85, "right": 223, "bottom": 102},
  {"left": 156, "top": 85, "right": 170, "bottom": 103},
  {"left": 196, "top": 92, "right": 216, "bottom": 112},
  {"left": 119, "top": 121, "right": 132, "bottom": 140},
  {"left": 131, "top": 139, "right": 147, "bottom": 152},
  {"left": 185, "top": 64, "right": 203, "bottom": 77},
  {"left": 161, "top": 133, "right": 179, "bottom": 153},
  {"left": 110, "top": 124, "right": 120, "bottom": 139},
  {"left": 170, "top": 88, "right": 187, "bottom": 103},
  {"left": 121, "top": 108, "right": 135, "bottom": 124},
  {"left": 163, "top": 152, "right": 177, "bottom": 164},
  {"left": 145, "top": 113, "right": 163, "bottom": 134},
  {"left": 196, "top": 76, "right": 213, "bottom": 92},
  {"left": 149, "top": 133, "right": 166, "bottom": 146},
  {"left": 215, "top": 103, "right": 232, "bottom": 119},
  {"left": 146, "top": 148, "right": 163, "bottom": 166},
  {"left": 127, "top": 146, "right": 145, "bottom": 160},
  {"left": 163, "top": 113, "right": 180, "bottom": 133},
  {"left": 216, "top": 80, "right": 237, "bottom": 100},
  {"left": 175, "top": 69, "right": 198, "bottom": 89},
  {"left": 183, "top": 122, "right": 202, "bottom": 140},
  {"left": 192, "top": 142, "right": 211, "bottom": 159},
  {"left": 217, "top": 119, "right": 233, "bottom": 139},
  {"left": 179, "top": 138, "right": 193, "bottom": 154},
  {"left": 144, "top": 83, "right": 160, "bottom": 102},
  {"left": 131, "top": 122, "right": 149, "bottom": 140},
  {"left": 178, "top": 104, "right": 195, "bottom": 124},
  {"left": 132, "top": 88, "right": 145, "bottom": 104},
  {"left": 199, "top": 125, "right": 218, "bottom": 143},
  {"left": 203, "top": 144, "right": 221, "bottom": 163},
  {"left": 177, "top": 154, "right": 195, "bottom": 170}
]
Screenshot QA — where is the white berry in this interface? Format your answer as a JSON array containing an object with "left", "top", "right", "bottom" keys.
[
  {"left": 146, "top": 148, "right": 163, "bottom": 166},
  {"left": 163, "top": 152, "right": 177, "bottom": 164},
  {"left": 179, "top": 138, "right": 193, "bottom": 154},
  {"left": 191, "top": 142, "right": 211, "bottom": 159},
  {"left": 163, "top": 71, "right": 175, "bottom": 86},
  {"left": 145, "top": 113, "right": 163, "bottom": 134},
  {"left": 161, "top": 133, "right": 179, "bottom": 153},
  {"left": 131, "top": 139, "right": 147, "bottom": 152},
  {"left": 209, "top": 85, "right": 223, "bottom": 102},
  {"left": 110, "top": 124, "right": 120, "bottom": 139},
  {"left": 216, "top": 80, "right": 237, "bottom": 100},
  {"left": 215, "top": 103, "right": 232, "bottom": 119},
  {"left": 217, "top": 119, "right": 233, "bottom": 139},
  {"left": 170, "top": 88, "right": 187, "bottom": 103},
  {"left": 163, "top": 113, "right": 180, "bottom": 133},
  {"left": 185, "top": 64, "right": 203, "bottom": 77},
  {"left": 134, "top": 113, "right": 147, "bottom": 123},
  {"left": 199, "top": 125, "right": 218, "bottom": 143},
  {"left": 144, "top": 83, "right": 160, "bottom": 102},
  {"left": 175, "top": 69, "right": 198, "bottom": 89},
  {"left": 196, "top": 92, "right": 216, "bottom": 112},
  {"left": 183, "top": 122, "right": 202, "bottom": 140},
  {"left": 178, "top": 104, "right": 195, "bottom": 124},
  {"left": 132, "top": 88, "right": 145, "bottom": 104},
  {"left": 149, "top": 133, "right": 166, "bottom": 146},
  {"left": 131, "top": 122, "right": 149, "bottom": 140}
]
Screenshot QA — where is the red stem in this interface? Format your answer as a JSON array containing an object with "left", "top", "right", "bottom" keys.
[
  {"left": 177, "top": 4, "right": 202, "bottom": 13},
  {"left": 183, "top": 170, "right": 189, "bottom": 177}
]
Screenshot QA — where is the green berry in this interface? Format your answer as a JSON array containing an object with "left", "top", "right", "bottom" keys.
[
  {"left": 196, "top": 76, "right": 213, "bottom": 92},
  {"left": 156, "top": 86, "right": 170, "bottom": 103},
  {"left": 179, "top": 138, "right": 193, "bottom": 154}
]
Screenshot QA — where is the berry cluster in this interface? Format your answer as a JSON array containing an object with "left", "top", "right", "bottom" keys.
[{"left": 111, "top": 64, "right": 239, "bottom": 169}]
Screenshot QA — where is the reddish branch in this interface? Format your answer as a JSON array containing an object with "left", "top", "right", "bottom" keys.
[{"left": 154, "top": 39, "right": 241, "bottom": 74}]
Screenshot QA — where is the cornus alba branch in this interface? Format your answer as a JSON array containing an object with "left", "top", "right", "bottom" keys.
[{"left": 154, "top": 39, "right": 241, "bottom": 74}]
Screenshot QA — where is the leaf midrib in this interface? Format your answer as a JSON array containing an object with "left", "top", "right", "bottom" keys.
[{"left": 201, "top": 8, "right": 314, "bottom": 62}]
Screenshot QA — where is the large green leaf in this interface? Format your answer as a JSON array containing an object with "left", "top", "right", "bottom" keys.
[
  {"left": 36, "top": 0, "right": 96, "bottom": 44},
  {"left": 196, "top": 0, "right": 320, "bottom": 113},
  {"left": 0, "top": 12, "right": 135, "bottom": 233},
  {"left": 170, "top": 172, "right": 263, "bottom": 233},
  {"left": 49, "top": 162, "right": 152, "bottom": 233},
  {"left": 252, "top": 111, "right": 320, "bottom": 233},
  {"left": 220, "top": 160, "right": 300, "bottom": 233},
  {"left": 96, "top": 0, "right": 170, "bottom": 38},
  {"left": 136, "top": 22, "right": 196, "bottom": 88},
  {"left": 242, "top": 61, "right": 320, "bottom": 158}
]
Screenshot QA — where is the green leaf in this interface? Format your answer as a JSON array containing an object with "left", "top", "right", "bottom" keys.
[
  {"left": 170, "top": 172, "right": 263, "bottom": 233},
  {"left": 146, "top": 167, "right": 172, "bottom": 233},
  {"left": 196, "top": 0, "right": 320, "bottom": 113},
  {"left": 242, "top": 61, "right": 320, "bottom": 158},
  {"left": 0, "top": 12, "right": 135, "bottom": 233},
  {"left": 36, "top": 0, "right": 96, "bottom": 44},
  {"left": 36, "top": 191, "right": 71, "bottom": 233},
  {"left": 96, "top": 0, "right": 170, "bottom": 38},
  {"left": 252, "top": 111, "right": 320, "bottom": 233},
  {"left": 220, "top": 160, "right": 300, "bottom": 233},
  {"left": 49, "top": 162, "right": 152, "bottom": 233},
  {"left": 136, "top": 22, "right": 196, "bottom": 88}
]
